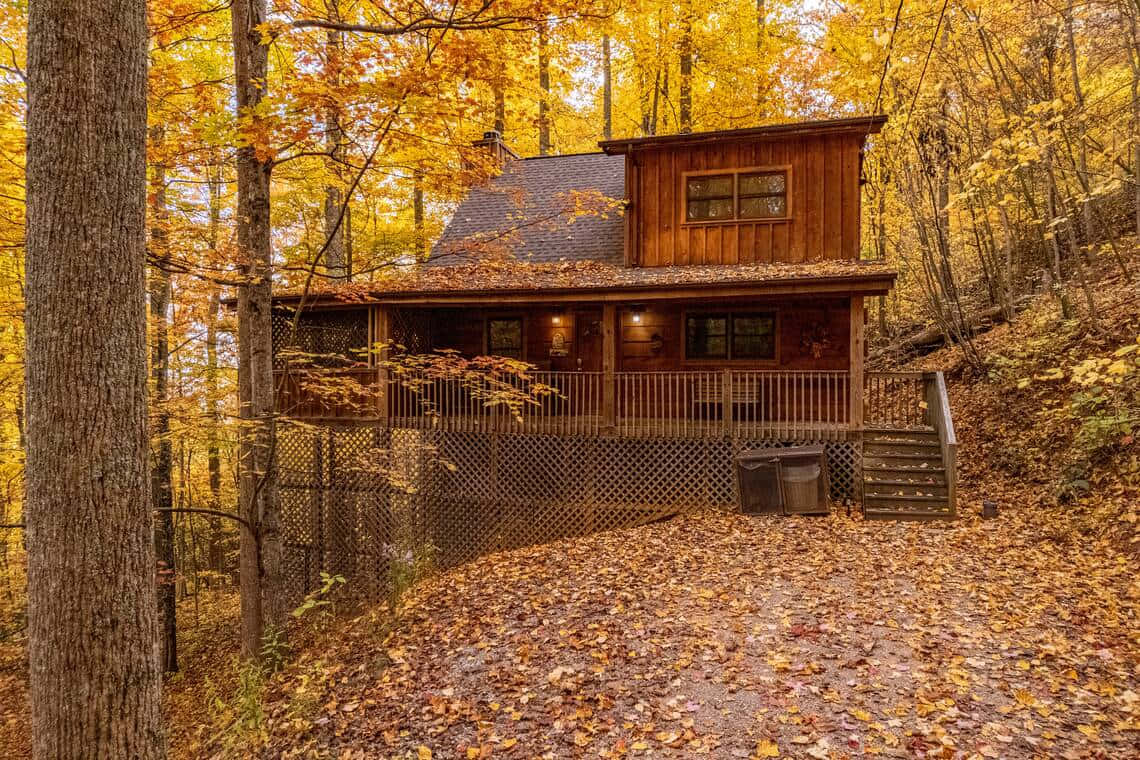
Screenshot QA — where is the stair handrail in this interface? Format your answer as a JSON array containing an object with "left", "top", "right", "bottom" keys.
[{"left": 924, "top": 371, "right": 957, "bottom": 517}]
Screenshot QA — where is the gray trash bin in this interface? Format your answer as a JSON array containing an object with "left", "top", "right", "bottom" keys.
[{"left": 780, "top": 462, "right": 822, "bottom": 513}]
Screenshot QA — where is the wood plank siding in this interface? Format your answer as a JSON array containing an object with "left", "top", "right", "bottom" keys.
[
  {"left": 426, "top": 298, "right": 851, "bottom": 374},
  {"left": 628, "top": 133, "right": 864, "bottom": 266}
]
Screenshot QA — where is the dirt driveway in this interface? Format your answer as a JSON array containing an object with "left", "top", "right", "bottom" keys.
[{"left": 258, "top": 509, "right": 1139, "bottom": 759}]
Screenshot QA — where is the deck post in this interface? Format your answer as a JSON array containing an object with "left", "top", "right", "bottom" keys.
[
  {"left": 849, "top": 296, "right": 864, "bottom": 431},
  {"left": 602, "top": 303, "right": 617, "bottom": 433},
  {"left": 374, "top": 305, "right": 390, "bottom": 422},
  {"left": 722, "top": 368, "right": 733, "bottom": 437}
]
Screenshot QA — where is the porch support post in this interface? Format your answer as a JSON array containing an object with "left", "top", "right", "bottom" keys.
[
  {"left": 722, "top": 368, "right": 733, "bottom": 437},
  {"left": 374, "top": 305, "right": 390, "bottom": 422},
  {"left": 602, "top": 303, "right": 616, "bottom": 433},
  {"left": 848, "top": 296, "right": 864, "bottom": 431}
]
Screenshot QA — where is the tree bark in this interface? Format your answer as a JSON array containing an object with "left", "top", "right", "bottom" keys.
[
  {"left": 25, "top": 0, "right": 166, "bottom": 751},
  {"left": 413, "top": 169, "right": 425, "bottom": 258},
  {"left": 323, "top": 0, "right": 348, "bottom": 279},
  {"left": 538, "top": 20, "right": 551, "bottom": 155},
  {"left": 679, "top": 0, "right": 693, "bottom": 133},
  {"left": 205, "top": 159, "right": 225, "bottom": 576},
  {"left": 232, "top": 0, "right": 284, "bottom": 660},
  {"left": 602, "top": 34, "right": 612, "bottom": 140},
  {"left": 148, "top": 125, "right": 177, "bottom": 673}
]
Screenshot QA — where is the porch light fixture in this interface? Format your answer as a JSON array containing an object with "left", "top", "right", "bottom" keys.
[
  {"left": 552, "top": 314, "right": 562, "bottom": 326},
  {"left": 630, "top": 305, "right": 645, "bottom": 324}
]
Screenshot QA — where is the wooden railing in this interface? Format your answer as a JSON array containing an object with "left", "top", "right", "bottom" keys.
[
  {"left": 374, "top": 369, "right": 852, "bottom": 439},
  {"left": 277, "top": 367, "right": 951, "bottom": 442},
  {"left": 925, "top": 371, "right": 958, "bottom": 515},
  {"left": 614, "top": 370, "right": 850, "bottom": 439},
  {"left": 863, "top": 371, "right": 929, "bottom": 428},
  {"left": 274, "top": 366, "right": 380, "bottom": 420}
]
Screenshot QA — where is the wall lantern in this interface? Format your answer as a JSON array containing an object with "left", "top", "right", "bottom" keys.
[
  {"left": 630, "top": 305, "right": 645, "bottom": 324},
  {"left": 551, "top": 308, "right": 566, "bottom": 326}
]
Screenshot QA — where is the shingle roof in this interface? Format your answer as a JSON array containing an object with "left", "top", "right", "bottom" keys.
[
  {"left": 273, "top": 260, "right": 897, "bottom": 305},
  {"left": 432, "top": 152, "right": 626, "bottom": 266}
]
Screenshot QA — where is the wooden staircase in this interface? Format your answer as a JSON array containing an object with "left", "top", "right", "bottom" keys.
[
  {"left": 862, "top": 428, "right": 954, "bottom": 519},
  {"left": 861, "top": 371, "right": 958, "bottom": 521}
]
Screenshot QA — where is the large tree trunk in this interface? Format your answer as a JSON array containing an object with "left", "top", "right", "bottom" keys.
[
  {"left": 232, "top": 0, "right": 285, "bottom": 659},
  {"left": 148, "top": 125, "right": 177, "bottom": 673},
  {"left": 25, "top": 0, "right": 166, "bottom": 751}
]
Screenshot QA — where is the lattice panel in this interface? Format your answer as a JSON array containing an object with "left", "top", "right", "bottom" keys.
[
  {"left": 390, "top": 308, "right": 432, "bottom": 354},
  {"left": 275, "top": 424, "right": 864, "bottom": 602},
  {"left": 272, "top": 308, "right": 369, "bottom": 369}
]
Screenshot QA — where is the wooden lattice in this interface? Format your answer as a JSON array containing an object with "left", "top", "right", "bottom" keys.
[
  {"left": 273, "top": 308, "right": 370, "bottom": 369},
  {"left": 391, "top": 308, "right": 432, "bottom": 354},
  {"left": 275, "top": 422, "right": 863, "bottom": 601}
]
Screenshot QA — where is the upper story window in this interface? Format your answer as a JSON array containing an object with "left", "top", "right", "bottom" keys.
[
  {"left": 685, "top": 169, "right": 788, "bottom": 222},
  {"left": 487, "top": 317, "right": 523, "bottom": 359},
  {"left": 686, "top": 312, "right": 776, "bottom": 361}
]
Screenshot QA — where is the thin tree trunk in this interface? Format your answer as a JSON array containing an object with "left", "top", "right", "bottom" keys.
[
  {"left": 756, "top": 0, "right": 766, "bottom": 109},
  {"left": 413, "top": 169, "right": 425, "bottom": 258},
  {"left": 205, "top": 159, "right": 225, "bottom": 576},
  {"left": 679, "top": 0, "right": 693, "bottom": 133},
  {"left": 25, "top": 0, "right": 166, "bottom": 750},
  {"left": 323, "top": 0, "right": 347, "bottom": 279},
  {"left": 493, "top": 80, "right": 506, "bottom": 135},
  {"left": 602, "top": 34, "right": 613, "bottom": 140},
  {"left": 148, "top": 125, "right": 177, "bottom": 673},
  {"left": 232, "top": 0, "right": 284, "bottom": 660},
  {"left": 538, "top": 20, "right": 551, "bottom": 155}
]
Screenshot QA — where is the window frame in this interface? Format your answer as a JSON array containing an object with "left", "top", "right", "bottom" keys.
[
  {"left": 681, "top": 166, "right": 792, "bottom": 226},
  {"left": 682, "top": 309, "right": 779, "bottom": 364},
  {"left": 485, "top": 315, "right": 526, "bottom": 359}
]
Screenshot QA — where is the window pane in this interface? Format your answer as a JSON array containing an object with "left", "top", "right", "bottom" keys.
[
  {"left": 739, "top": 172, "right": 785, "bottom": 196},
  {"left": 732, "top": 314, "right": 776, "bottom": 359},
  {"left": 686, "top": 316, "right": 728, "bottom": 358},
  {"left": 687, "top": 175, "right": 733, "bottom": 200},
  {"left": 488, "top": 318, "right": 523, "bottom": 358},
  {"left": 739, "top": 195, "right": 787, "bottom": 219},
  {"left": 687, "top": 198, "right": 734, "bottom": 221}
]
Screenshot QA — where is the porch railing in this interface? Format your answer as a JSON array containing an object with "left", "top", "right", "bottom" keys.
[
  {"left": 277, "top": 367, "right": 950, "bottom": 438},
  {"left": 863, "top": 371, "right": 928, "bottom": 428}
]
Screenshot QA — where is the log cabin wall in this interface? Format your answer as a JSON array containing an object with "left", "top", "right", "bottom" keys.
[
  {"left": 618, "top": 298, "right": 851, "bottom": 372},
  {"left": 628, "top": 133, "right": 863, "bottom": 266},
  {"left": 423, "top": 298, "right": 851, "bottom": 373}
]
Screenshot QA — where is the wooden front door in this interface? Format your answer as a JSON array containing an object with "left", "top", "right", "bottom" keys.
[{"left": 574, "top": 309, "right": 602, "bottom": 372}]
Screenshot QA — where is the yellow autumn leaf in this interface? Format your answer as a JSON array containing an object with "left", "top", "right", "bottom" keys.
[
  {"left": 418, "top": 747, "right": 432, "bottom": 760},
  {"left": 754, "top": 737, "right": 780, "bottom": 757}
]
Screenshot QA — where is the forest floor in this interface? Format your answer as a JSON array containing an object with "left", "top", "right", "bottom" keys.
[{"left": 2, "top": 257, "right": 1139, "bottom": 759}]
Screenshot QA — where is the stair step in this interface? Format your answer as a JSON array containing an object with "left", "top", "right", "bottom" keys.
[
  {"left": 864, "top": 438, "right": 940, "bottom": 448},
  {"left": 864, "top": 508, "right": 955, "bottom": 521},
  {"left": 866, "top": 487, "right": 948, "bottom": 499},
  {"left": 866, "top": 442, "right": 939, "bottom": 455},
  {"left": 864, "top": 425, "right": 936, "bottom": 433},
  {"left": 865, "top": 464, "right": 946, "bottom": 474},
  {"left": 864, "top": 493, "right": 947, "bottom": 504}
]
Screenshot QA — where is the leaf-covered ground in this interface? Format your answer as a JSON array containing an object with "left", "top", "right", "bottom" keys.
[{"left": 253, "top": 504, "right": 1139, "bottom": 759}]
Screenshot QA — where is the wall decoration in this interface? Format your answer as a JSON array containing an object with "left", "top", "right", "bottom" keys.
[
  {"left": 549, "top": 331, "right": 568, "bottom": 357},
  {"left": 799, "top": 321, "right": 835, "bottom": 359}
]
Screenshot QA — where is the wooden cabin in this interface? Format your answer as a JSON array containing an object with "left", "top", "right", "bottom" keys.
[{"left": 272, "top": 116, "right": 957, "bottom": 522}]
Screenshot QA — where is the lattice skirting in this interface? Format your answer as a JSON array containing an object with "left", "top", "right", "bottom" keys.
[{"left": 275, "top": 425, "right": 862, "bottom": 600}]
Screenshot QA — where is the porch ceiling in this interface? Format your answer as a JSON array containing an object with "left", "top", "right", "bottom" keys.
[{"left": 271, "top": 260, "right": 896, "bottom": 308}]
